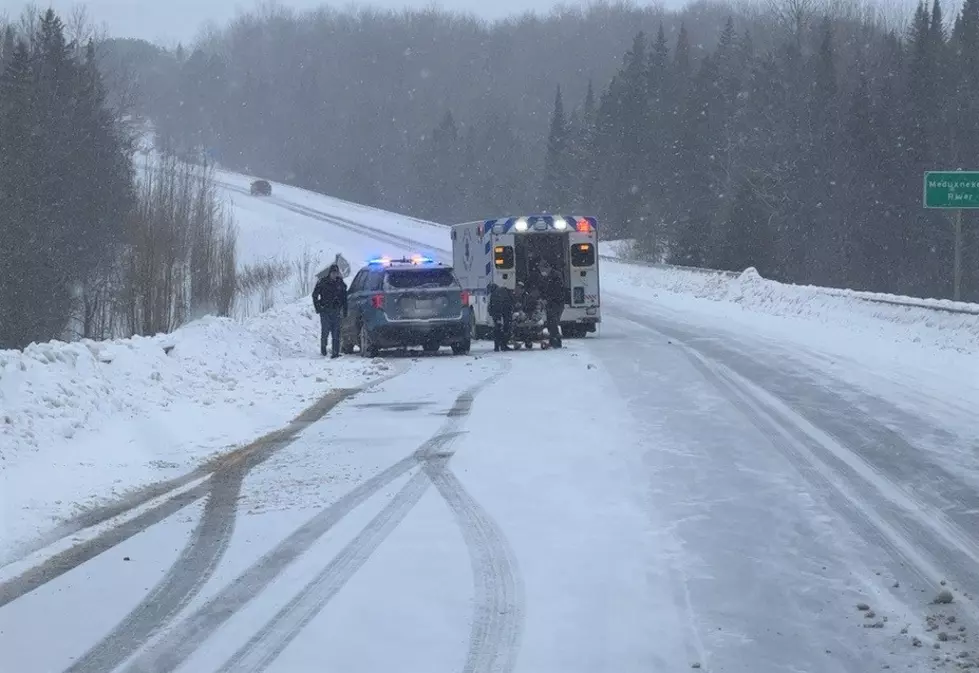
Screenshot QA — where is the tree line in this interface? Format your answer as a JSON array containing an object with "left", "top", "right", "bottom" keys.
[
  {"left": 541, "top": 0, "right": 979, "bottom": 299},
  {"left": 95, "top": 2, "right": 733, "bottom": 220},
  {"left": 0, "top": 9, "right": 238, "bottom": 350},
  {"left": 105, "top": 0, "right": 977, "bottom": 300}
]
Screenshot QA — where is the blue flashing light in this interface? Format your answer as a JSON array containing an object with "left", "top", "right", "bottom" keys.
[{"left": 366, "top": 254, "right": 439, "bottom": 267}]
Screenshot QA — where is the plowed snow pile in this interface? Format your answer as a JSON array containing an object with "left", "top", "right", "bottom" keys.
[
  {"left": 0, "top": 301, "right": 386, "bottom": 556},
  {"left": 605, "top": 263, "right": 979, "bottom": 353}
]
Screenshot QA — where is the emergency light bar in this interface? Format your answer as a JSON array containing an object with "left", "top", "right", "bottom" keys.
[
  {"left": 366, "top": 255, "right": 438, "bottom": 266},
  {"left": 483, "top": 215, "right": 598, "bottom": 234}
]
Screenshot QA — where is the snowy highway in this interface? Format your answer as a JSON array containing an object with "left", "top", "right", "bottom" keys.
[{"left": 2, "top": 175, "right": 979, "bottom": 672}]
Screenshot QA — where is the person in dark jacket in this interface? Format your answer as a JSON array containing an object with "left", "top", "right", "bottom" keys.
[
  {"left": 487, "top": 282, "right": 514, "bottom": 352},
  {"left": 312, "top": 264, "right": 348, "bottom": 358},
  {"left": 539, "top": 261, "right": 565, "bottom": 348}
]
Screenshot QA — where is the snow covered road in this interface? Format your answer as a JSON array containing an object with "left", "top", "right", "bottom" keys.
[
  {"left": 2, "top": 346, "right": 672, "bottom": 673},
  {"left": 3, "top": 174, "right": 978, "bottom": 672}
]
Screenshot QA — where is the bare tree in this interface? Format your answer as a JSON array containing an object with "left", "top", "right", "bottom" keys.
[
  {"left": 236, "top": 258, "right": 292, "bottom": 317},
  {"left": 765, "top": 0, "right": 819, "bottom": 43},
  {"left": 121, "top": 153, "right": 240, "bottom": 336},
  {"left": 294, "top": 245, "right": 320, "bottom": 298}
]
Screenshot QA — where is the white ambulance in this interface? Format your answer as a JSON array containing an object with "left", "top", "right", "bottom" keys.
[{"left": 450, "top": 215, "right": 601, "bottom": 339}]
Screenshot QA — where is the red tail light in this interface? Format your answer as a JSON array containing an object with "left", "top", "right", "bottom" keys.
[
  {"left": 371, "top": 294, "right": 384, "bottom": 309},
  {"left": 461, "top": 290, "right": 470, "bottom": 306}
]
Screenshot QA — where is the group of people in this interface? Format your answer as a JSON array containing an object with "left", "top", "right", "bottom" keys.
[
  {"left": 311, "top": 254, "right": 568, "bottom": 357},
  {"left": 488, "top": 259, "right": 565, "bottom": 351}
]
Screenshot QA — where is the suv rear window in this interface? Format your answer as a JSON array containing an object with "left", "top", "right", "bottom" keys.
[{"left": 384, "top": 268, "right": 457, "bottom": 289}]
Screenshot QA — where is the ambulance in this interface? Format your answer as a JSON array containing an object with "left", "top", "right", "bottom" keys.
[{"left": 450, "top": 215, "right": 601, "bottom": 339}]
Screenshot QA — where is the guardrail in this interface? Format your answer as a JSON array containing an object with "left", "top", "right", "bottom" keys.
[{"left": 601, "top": 254, "right": 979, "bottom": 316}]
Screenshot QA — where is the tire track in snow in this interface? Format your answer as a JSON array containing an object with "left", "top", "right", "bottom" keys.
[
  {"left": 0, "top": 482, "right": 210, "bottom": 609},
  {"left": 613, "top": 306, "right": 979, "bottom": 636},
  {"left": 425, "top": 464, "right": 524, "bottom": 673},
  {"left": 213, "top": 469, "right": 434, "bottom": 673},
  {"left": 123, "top": 361, "right": 518, "bottom": 673},
  {"left": 212, "top": 361, "right": 520, "bottom": 673},
  {"left": 118, "top": 453, "right": 421, "bottom": 673},
  {"left": 63, "top": 465, "right": 246, "bottom": 673},
  {"left": 2, "top": 384, "right": 386, "bottom": 610}
]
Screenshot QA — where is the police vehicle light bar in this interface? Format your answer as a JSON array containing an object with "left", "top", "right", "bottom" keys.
[{"left": 367, "top": 255, "right": 436, "bottom": 266}]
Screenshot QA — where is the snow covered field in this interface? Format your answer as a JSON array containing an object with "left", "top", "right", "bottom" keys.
[{"left": 3, "top": 171, "right": 979, "bottom": 673}]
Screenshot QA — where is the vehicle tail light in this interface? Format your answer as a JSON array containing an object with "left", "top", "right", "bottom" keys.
[
  {"left": 576, "top": 218, "right": 591, "bottom": 233},
  {"left": 371, "top": 294, "right": 384, "bottom": 309},
  {"left": 461, "top": 290, "right": 470, "bottom": 306}
]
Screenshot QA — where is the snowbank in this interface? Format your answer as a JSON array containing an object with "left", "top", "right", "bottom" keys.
[
  {"left": 604, "top": 262, "right": 979, "bottom": 353},
  {"left": 0, "top": 300, "right": 388, "bottom": 557},
  {"left": 598, "top": 238, "right": 637, "bottom": 260}
]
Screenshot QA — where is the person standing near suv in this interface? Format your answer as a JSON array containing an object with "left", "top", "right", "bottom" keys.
[{"left": 312, "top": 264, "right": 348, "bottom": 358}]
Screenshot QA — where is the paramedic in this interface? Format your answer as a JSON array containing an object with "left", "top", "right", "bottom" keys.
[
  {"left": 487, "top": 282, "right": 514, "bottom": 352},
  {"left": 514, "top": 282, "right": 535, "bottom": 316},
  {"left": 539, "top": 261, "right": 565, "bottom": 348}
]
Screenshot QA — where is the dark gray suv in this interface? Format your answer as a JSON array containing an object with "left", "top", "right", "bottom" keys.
[{"left": 340, "top": 256, "right": 472, "bottom": 357}]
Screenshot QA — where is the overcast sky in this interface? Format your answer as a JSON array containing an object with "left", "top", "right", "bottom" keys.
[{"left": 0, "top": 0, "right": 681, "bottom": 44}]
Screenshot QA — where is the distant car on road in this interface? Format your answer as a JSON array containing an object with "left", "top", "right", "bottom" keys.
[
  {"left": 340, "top": 256, "right": 472, "bottom": 357},
  {"left": 250, "top": 180, "right": 272, "bottom": 196}
]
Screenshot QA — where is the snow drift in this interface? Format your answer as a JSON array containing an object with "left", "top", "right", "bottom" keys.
[
  {"left": 0, "top": 299, "right": 387, "bottom": 555},
  {"left": 603, "top": 262, "right": 979, "bottom": 353}
]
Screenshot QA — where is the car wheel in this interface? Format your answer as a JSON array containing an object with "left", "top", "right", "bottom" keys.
[
  {"left": 451, "top": 338, "right": 471, "bottom": 355},
  {"left": 359, "top": 324, "right": 378, "bottom": 358},
  {"left": 423, "top": 341, "right": 440, "bottom": 353}
]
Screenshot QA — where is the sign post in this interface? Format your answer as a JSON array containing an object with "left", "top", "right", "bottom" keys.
[{"left": 923, "top": 171, "right": 979, "bottom": 301}]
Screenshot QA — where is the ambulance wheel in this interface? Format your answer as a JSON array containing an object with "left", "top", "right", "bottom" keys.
[{"left": 525, "top": 342, "right": 534, "bottom": 350}]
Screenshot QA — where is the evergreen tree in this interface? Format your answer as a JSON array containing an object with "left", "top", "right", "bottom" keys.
[
  {"left": 0, "top": 11, "right": 136, "bottom": 347},
  {"left": 672, "top": 54, "right": 723, "bottom": 267},
  {"left": 541, "top": 86, "right": 573, "bottom": 212},
  {"left": 715, "top": 177, "right": 775, "bottom": 276},
  {"left": 0, "top": 40, "right": 38, "bottom": 348}
]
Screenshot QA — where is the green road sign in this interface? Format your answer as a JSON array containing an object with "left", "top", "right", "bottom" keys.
[{"left": 924, "top": 171, "right": 979, "bottom": 209}]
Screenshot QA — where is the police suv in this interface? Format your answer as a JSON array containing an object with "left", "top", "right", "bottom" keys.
[{"left": 339, "top": 255, "right": 472, "bottom": 357}]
